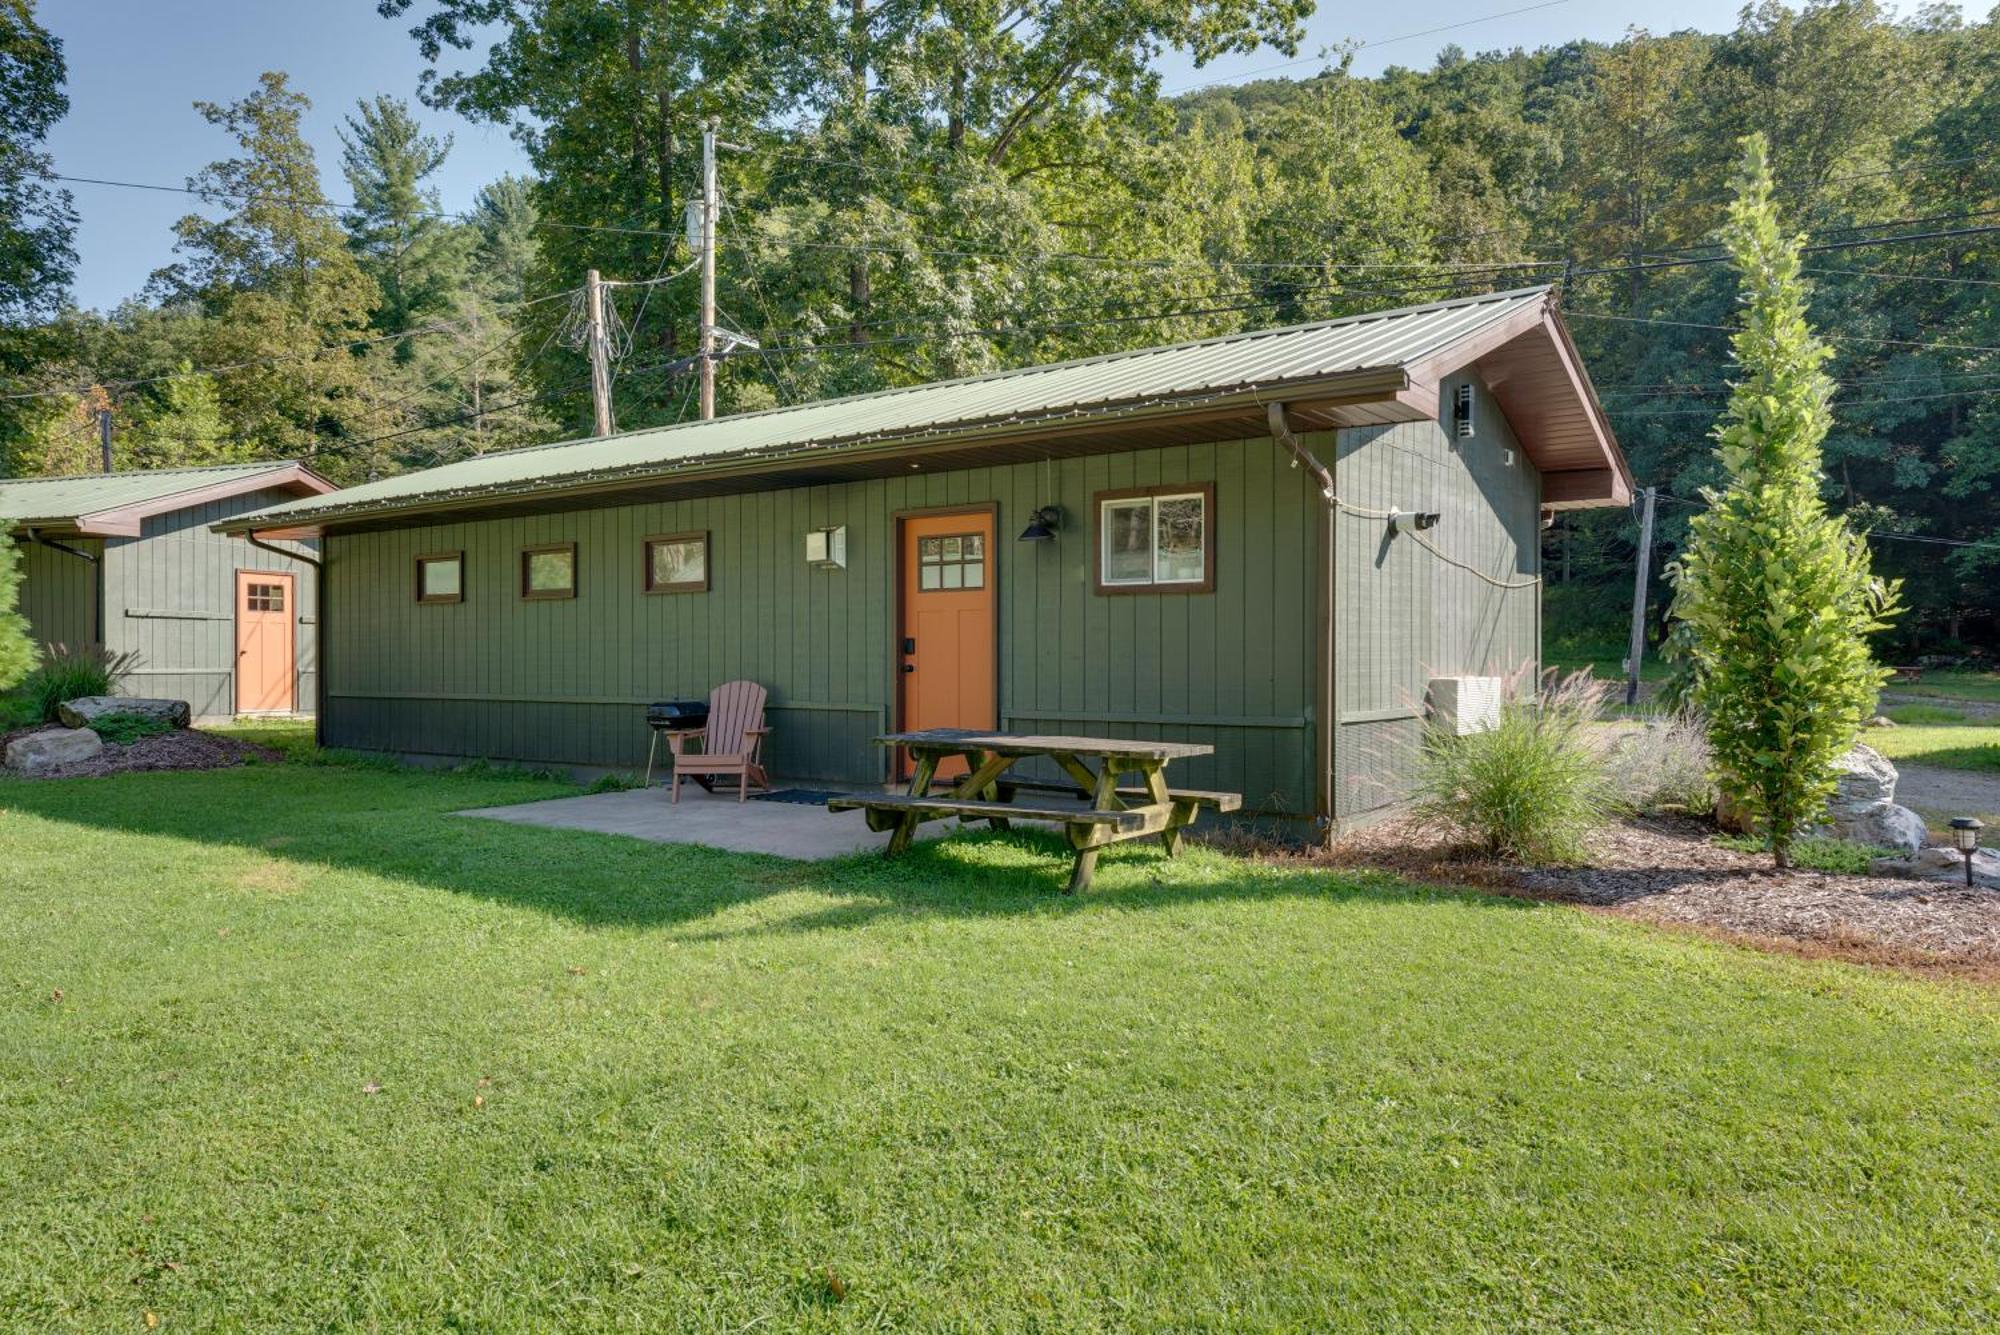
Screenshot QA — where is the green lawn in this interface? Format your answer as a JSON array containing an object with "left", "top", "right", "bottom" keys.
[
  {"left": 1889, "top": 669, "right": 2000, "bottom": 705},
  {"left": 3, "top": 743, "right": 1999, "bottom": 1328},
  {"left": 1870, "top": 723, "right": 2000, "bottom": 774}
]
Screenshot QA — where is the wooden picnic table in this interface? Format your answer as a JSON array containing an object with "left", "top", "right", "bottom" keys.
[{"left": 826, "top": 728, "right": 1240, "bottom": 892}]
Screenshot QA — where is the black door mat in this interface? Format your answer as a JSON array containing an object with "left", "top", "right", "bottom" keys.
[{"left": 752, "top": 788, "right": 847, "bottom": 805}]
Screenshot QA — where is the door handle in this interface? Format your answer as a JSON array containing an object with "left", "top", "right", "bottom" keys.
[{"left": 902, "top": 663, "right": 915, "bottom": 674}]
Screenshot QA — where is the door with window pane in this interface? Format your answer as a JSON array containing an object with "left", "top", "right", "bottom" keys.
[
  {"left": 897, "top": 511, "right": 996, "bottom": 779},
  {"left": 235, "top": 570, "right": 295, "bottom": 714}
]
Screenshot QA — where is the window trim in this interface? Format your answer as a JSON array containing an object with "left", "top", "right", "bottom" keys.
[
  {"left": 642, "top": 531, "right": 710, "bottom": 595},
  {"left": 519, "top": 542, "right": 577, "bottom": 601},
  {"left": 414, "top": 551, "right": 464, "bottom": 604},
  {"left": 1092, "top": 483, "right": 1216, "bottom": 595}
]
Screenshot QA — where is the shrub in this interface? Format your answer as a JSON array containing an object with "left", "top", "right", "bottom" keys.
[
  {"left": 1609, "top": 712, "right": 1716, "bottom": 816},
  {"left": 86, "top": 711, "right": 174, "bottom": 746},
  {"left": 1408, "top": 672, "right": 1618, "bottom": 864},
  {"left": 1714, "top": 833, "right": 1893, "bottom": 875},
  {"left": 20, "top": 642, "right": 141, "bottom": 722},
  {"left": 0, "top": 520, "right": 36, "bottom": 692}
]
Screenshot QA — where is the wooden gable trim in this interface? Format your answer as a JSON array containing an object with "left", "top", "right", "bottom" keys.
[{"left": 72, "top": 463, "right": 337, "bottom": 537}]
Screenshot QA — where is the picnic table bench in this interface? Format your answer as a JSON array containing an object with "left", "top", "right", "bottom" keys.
[
  {"left": 1891, "top": 665, "right": 1924, "bottom": 685},
  {"left": 827, "top": 729, "right": 1240, "bottom": 892}
]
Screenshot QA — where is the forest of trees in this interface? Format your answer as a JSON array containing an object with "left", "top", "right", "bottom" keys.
[{"left": 1, "top": 1, "right": 1994, "bottom": 652}]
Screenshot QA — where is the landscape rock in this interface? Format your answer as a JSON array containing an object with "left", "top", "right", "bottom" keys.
[
  {"left": 1865, "top": 715, "right": 1896, "bottom": 728},
  {"left": 1871, "top": 846, "right": 2000, "bottom": 890},
  {"left": 5, "top": 727, "right": 105, "bottom": 773},
  {"left": 1827, "top": 743, "right": 1898, "bottom": 815},
  {"left": 1837, "top": 801, "right": 1929, "bottom": 854},
  {"left": 56, "top": 696, "right": 191, "bottom": 730}
]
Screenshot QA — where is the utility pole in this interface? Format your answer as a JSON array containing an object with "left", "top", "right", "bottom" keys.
[
  {"left": 584, "top": 267, "right": 613, "bottom": 437},
  {"left": 97, "top": 407, "right": 113, "bottom": 473},
  {"left": 1624, "top": 485, "right": 1657, "bottom": 706},
  {"left": 698, "top": 116, "right": 719, "bottom": 421}
]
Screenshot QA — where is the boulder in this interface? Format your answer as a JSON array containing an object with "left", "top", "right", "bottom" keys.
[
  {"left": 1865, "top": 715, "right": 1896, "bottom": 729},
  {"left": 1871, "top": 845, "right": 2000, "bottom": 890},
  {"left": 5, "top": 727, "right": 105, "bottom": 773},
  {"left": 57, "top": 696, "right": 190, "bottom": 730},
  {"left": 1827, "top": 743, "right": 1897, "bottom": 817},
  {"left": 1838, "top": 801, "right": 1929, "bottom": 854}
]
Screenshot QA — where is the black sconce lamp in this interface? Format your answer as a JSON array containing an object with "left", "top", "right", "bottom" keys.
[{"left": 1018, "top": 504, "right": 1062, "bottom": 542}]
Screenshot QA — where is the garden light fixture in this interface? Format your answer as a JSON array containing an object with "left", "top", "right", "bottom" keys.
[{"left": 1950, "top": 817, "right": 1983, "bottom": 887}]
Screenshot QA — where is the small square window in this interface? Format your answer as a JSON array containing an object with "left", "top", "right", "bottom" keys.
[
  {"left": 245, "top": 582, "right": 286, "bottom": 613},
  {"left": 914, "top": 529, "right": 985, "bottom": 594},
  {"left": 1095, "top": 485, "right": 1214, "bottom": 594},
  {"left": 520, "top": 543, "right": 576, "bottom": 600},
  {"left": 416, "top": 552, "right": 463, "bottom": 604},
  {"left": 644, "top": 532, "right": 709, "bottom": 594}
]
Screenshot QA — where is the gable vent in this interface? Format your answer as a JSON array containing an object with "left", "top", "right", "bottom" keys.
[{"left": 1453, "top": 382, "right": 1476, "bottom": 438}]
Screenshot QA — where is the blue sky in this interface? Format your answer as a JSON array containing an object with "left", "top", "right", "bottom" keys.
[{"left": 47, "top": 1, "right": 1748, "bottom": 311}]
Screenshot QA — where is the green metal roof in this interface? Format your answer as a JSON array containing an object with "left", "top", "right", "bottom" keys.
[
  {"left": 1, "top": 461, "right": 333, "bottom": 536},
  {"left": 0, "top": 462, "right": 302, "bottom": 525},
  {"left": 232, "top": 287, "right": 1587, "bottom": 532}
]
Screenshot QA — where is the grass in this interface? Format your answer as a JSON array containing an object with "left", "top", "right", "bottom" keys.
[
  {"left": 1885, "top": 703, "right": 1970, "bottom": 725},
  {"left": 3, "top": 733, "right": 1999, "bottom": 1328},
  {"left": 1713, "top": 833, "right": 1896, "bottom": 874},
  {"left": 1888, "top": 669, "right": 2000, "bottom": 704},
  {"left": 1869, "top": 723, "right": 2000, "bottom": 774}
]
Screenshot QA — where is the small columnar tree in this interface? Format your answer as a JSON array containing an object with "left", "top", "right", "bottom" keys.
[
  {"left": 0, "top": 521, "right": 39, "bottom": 692},
  {"left": 1668, "top": 134, "right": 1901, "bottom": 868}
]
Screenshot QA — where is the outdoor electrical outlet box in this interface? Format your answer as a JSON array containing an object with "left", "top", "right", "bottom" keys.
[
  {"left": 1428, "top": 675, "right": 1503, "bottom": 735},
  {"left": 805, "top": 526, "right": 847, "bottom": 570}
]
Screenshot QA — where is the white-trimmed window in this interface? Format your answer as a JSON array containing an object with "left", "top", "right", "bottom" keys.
[{"left": 1094, "top": 485, "right": 1214, "bottom": 593}]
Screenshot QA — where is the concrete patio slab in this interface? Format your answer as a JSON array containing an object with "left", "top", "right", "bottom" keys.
[{"left": 457, "top": 785, "right": 951, "bottom": 859}]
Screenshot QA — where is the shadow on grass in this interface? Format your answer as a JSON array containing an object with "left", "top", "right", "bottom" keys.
[{"left": 0, "top": 759, "right": 1538, "bottom": 934}]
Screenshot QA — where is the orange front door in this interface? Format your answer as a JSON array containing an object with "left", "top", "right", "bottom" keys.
[
  {"left": 899, "top": 511, "right": 997, "bottom": 778},
  {"left": 235, "top": 570, "right": 296, "bottom": 714}
]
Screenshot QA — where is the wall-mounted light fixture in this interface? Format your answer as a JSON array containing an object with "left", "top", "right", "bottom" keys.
[
  {"left": 805, "top": 525, "right": 847, "bottom": 570},
  {"left": 1018, "top": 505, "right": 1062, "bottom": 542}
]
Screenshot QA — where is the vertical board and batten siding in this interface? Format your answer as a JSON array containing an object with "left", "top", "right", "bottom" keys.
[
  {"left": 322, "top": 436, "right": 1322, "bottom": 811},
  {"left": 1332, "top": 373, "right": 1541, "bottom": 819},
  {"left": 100, "top": 487, "right": 319, "bottom": 717},
  {"left": 16, "top": 536, "right": 101, "bottom": 648}
]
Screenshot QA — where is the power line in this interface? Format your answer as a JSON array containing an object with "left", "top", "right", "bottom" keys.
[
  {"left": 1565, "top": 309, "right": 2000, "bottom": 358},
  {"left": 1648, "top": 490, "right": 1998, "bottom": 551}
]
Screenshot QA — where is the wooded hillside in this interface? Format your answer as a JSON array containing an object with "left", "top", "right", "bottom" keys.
[{"left": 2, "top": 1, "right": 1994, "bottom": 651}]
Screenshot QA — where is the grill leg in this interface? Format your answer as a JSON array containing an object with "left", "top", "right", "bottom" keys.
[{"left": 644, "top": 730, "right": 660, "bottom": 789}]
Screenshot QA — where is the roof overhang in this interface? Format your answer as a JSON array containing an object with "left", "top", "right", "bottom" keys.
[
  {"left": 22, "top": 462, "right": 338, "bottom": 537},
  {"left": 1397, "top": 293, "right": 1632, "bottom": 510}
]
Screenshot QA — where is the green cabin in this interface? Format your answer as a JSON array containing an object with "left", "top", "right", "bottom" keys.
[
  {"left": 223, "top": 289, "right": 1631, "bottom": 832},
  {"left": 2, "top": 462, "right": 331, "bottom": 719}
]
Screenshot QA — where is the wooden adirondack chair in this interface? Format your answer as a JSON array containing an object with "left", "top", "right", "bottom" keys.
[{"left": 671, "top": 680, "right": 772, "bottom": 803}]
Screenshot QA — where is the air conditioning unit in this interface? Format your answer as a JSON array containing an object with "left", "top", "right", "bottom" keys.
[{"left": 1428, "top": 675, "right": 1503, "bottom": 735}]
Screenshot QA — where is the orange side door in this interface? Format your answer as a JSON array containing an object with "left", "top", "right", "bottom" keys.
[
  {"left": 898, "top": 512, "right": 996, "bottom": 778},
  {"left": 235, "top": 571, "right": 296, "bottom": 714}
]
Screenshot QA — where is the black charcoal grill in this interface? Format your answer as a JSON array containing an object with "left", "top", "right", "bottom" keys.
[{"left": 647, "top": 699, "right": 710, "bottom": 730}]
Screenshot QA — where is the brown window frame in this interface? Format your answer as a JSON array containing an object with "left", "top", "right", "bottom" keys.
[
  {"left": 519, "top": 542, "right": 577, "bottom": 601},
  {"left": 1092, "top": 482, "right": 1216, "bottom": 595},
  {"left": 642, "top": 530, "right": 710, "bottom": 594},
  {"left": 414, "top": 551, "right": 464, "bottom": 604}
]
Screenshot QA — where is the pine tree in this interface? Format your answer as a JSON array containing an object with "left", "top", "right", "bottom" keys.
[
  {"left": 0, "top": 521, "right": 38, "bottom": 690},
  {"left": 340, "top": 95, "right": 470, "bottom": 356},
  {"left": 1667, "top": 134, "right": 1902, "bottom": 868}
]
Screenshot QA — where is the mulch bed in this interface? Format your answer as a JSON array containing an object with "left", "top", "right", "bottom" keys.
[
  {"left": 1, "top": 726, "right": 280, "bottom": 780},
  {"left": 1323, "top": 814, "right": 2000, "bottom": 980}
]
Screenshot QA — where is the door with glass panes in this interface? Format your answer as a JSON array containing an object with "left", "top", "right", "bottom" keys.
[{"left": 896, "top": 510, "right": 996, "bottom": 779}]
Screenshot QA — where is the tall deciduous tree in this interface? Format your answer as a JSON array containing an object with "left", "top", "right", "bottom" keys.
[
  {"left": 1668, "top": 135, "right": 1902, "bottom": 868},
  {"left": 0, "top": 0, "right": 76, "bottom": 468},
  {"left": 150, "top": 73, "right": 384, "bottom": 476}
]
